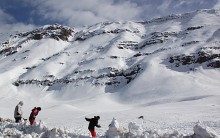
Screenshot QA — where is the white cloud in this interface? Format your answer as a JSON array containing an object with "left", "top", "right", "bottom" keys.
[
  {"left": 22, "top": 0, "right": 219, "bottom": 27},
  {"left": 0, "top": 9, "right": 14, "bottom": 23},
  {"left": 214, "top": 0, "right": 220, "bottom": 9},
  {"left": 0, "top": 23, "right": 35, "bottom": 32},
  {"left": 0, "top": 23, "right": 36, "bottom": 43},
  {"left": 0, "top": 8, "right": 36, "bottom": 42},
  {"left": 1, "top": 0, "right": 219, "bottom": 30},
  {"left": 158, "top": 0, "right": 173, "bottom": 11},
  {"left": 129, "top": 0, "right": 218, "bottom": 20},
  {"left": 20, "top": 0, "right": 142, "bottom": 27}
]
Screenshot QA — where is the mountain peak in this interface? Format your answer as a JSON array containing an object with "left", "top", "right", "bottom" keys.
[
  {"left": 18, "top": 23, "right": 74, "bottom": 41},
  {"left": 0, "top": 9, "right": 220, "bottom": 101}
]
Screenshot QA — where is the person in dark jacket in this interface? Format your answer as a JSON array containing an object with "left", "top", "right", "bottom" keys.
[
  {"left": 85, "top": 116, "right": 101, "bottom": 137},
  {"left": 14, "top": 101, "right": 23, "bottom": 123},
  {"left": 29, "top": 107, "right": 41, "bottom": 125}
]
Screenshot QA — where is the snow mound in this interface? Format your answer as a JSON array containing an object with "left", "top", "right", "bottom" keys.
[
  {"left": 194, "top": 123, "right": 220, "bottom": 138},
  {"left": 105, "top": 118, "right": 220, "bottom": 138},
  {"left": 105, "top": 118, "right": 123, "bottom": 138},
  {"left": 0, "top": 117, "right": 219, "bottom": 138},
  {"left": 0, "top": 118, "right": 83, "bottom": 138},
  {"left": 0, "top": 118, "right": 220, "bottom": 138}
]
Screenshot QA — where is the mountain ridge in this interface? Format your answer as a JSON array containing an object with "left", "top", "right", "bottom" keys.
[
  {"left": 0, "top": 9, "right": 220, "bottom": 136},
  {"left": 0, "top": 8, "right": 220, "bottom": 101}
]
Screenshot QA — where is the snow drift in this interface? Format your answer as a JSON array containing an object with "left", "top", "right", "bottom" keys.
[{"left": 0, "top": 117, "right": 219, "bottom": 138}]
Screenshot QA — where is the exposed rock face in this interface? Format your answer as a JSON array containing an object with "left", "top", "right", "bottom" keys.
[
  {"left": 0, "top": 24, "right": 74, "bottom": 57},
  {"left": 32, "top": 34, "right": 43, "bottom": 40},
  {"left": 20, "top": 24, "right": 74, "bottom": 41},
  {"left": 13, "top": 64, "right": 143, "bottom": 91},
  {"left": 166, "top": 47, "right": 220, "bottom": 71},
  {"left": 1, "top": 9, "right": 220, "bottom": 92}
]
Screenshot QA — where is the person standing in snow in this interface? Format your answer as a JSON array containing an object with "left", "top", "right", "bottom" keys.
[
  {"left": 29, "top": 107, "right": 41, "bottom": 125},
  {"left": 14, "top": 101, "right": 24, "bottom": 123},
  {"left": 85, "top": 116, "right": 101, "bottom": 137}
]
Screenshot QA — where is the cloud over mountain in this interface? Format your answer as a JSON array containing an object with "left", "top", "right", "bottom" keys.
[{"left": 0, "top": 0, "right": 219, "bottom": 28}]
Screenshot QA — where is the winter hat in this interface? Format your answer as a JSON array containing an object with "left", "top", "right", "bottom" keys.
[{"left": 19, "top": 101, "right": 23, "bottom": 106}]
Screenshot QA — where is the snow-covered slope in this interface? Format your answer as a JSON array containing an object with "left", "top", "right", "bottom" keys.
[{"left": 0, "top": 9, "right": 220, "bottom": 137}]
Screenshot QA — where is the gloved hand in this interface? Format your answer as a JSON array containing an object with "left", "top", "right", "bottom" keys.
[{"left": 97, "top": 125, "right": 101, "bottom": 128}]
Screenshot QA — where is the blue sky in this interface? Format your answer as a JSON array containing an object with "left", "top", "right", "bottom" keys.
[{"left": 0, "top": 0, "right": 219, "bottom": 34}]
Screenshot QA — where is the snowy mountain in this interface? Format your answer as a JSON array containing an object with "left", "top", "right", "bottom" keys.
[{"left": 0, "top": 9, "right": 220, "bottom": 137}]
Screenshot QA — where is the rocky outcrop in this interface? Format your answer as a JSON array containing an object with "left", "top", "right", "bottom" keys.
[
  {"left": 166, "top": 47, "right": 220, "bottom": 71},
  {"left": 13, "top": 64, "right": 143, "bottom": 90},
  {"left": 20, "top": 24, "right": 74, "bottom": 41},
  {"left": 0, "top": 24, "right": 74, "bottom": 57}
]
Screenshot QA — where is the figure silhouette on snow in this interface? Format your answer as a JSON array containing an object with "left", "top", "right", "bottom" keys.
[
  {"left": 14, "top": 101, "right": 23, "bottom": 123},
  {"left": 29, "top": 107, "right": 41, "bottom": 125},
  {"left": 85, "top": 116, "right": 101, "bottom": 137}
]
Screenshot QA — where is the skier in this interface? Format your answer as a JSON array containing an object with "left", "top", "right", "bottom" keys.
[
  {"left": 14, "top": 101, "right": 23, "bottom": 123},
  {"left": 29, "top": 107, "right": 41, "bottom": 125},
  {"left": 85, "top": 116, "right": 101, "bottom": 137}
]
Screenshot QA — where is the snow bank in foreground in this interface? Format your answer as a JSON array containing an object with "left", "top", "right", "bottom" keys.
[
  {"left": 0, "top": 117, "right": 219, "bottom": 138},
  {"left": 0, "top": 118, "right": 79, "bottom": 138},
  {"left": 193, "top": 123, "right": 220, "bottom": 138}
]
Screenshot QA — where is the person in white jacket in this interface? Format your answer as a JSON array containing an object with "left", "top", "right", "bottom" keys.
[{"left": 14, "top": 101, "right": 23, "bottom": 123}]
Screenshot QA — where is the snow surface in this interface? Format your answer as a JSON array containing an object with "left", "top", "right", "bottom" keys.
[
  {"left": 0, "top": 118, "right": 219, "bottom": 138},
  {"left": 0, "top": 9, "right": 220, "bottom": 137}
]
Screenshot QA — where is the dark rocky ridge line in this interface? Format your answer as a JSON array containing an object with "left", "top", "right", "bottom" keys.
[
  {"left": 74, "top": 28, "right": 137, "bottom": 41},
  {"left": 18, "top": 24, "right": 74, "bottom": 41},
  {"left": 166, "top": 47, "right": 220, "bottom": 71},
  {"left": 0, "top": 24, "right": 74, "bottom": 56},
  {"left": 0, "top": 13, "right": 219, "bottom": 91},
  {"left": 13, "top": 64, "right": 143, "bottom": 90}
]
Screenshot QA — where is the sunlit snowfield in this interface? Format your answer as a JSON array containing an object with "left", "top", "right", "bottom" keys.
[{"left": 0, "top": 9, "right": 220, "bottom": 137}]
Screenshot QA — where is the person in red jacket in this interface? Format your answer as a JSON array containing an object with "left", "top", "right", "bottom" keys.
[
  {"left": 85, "top": 116, "right": 101, "bottom": 137},
  {"left": 29, "top": 107, "right": 41, "bottom": 125}
]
